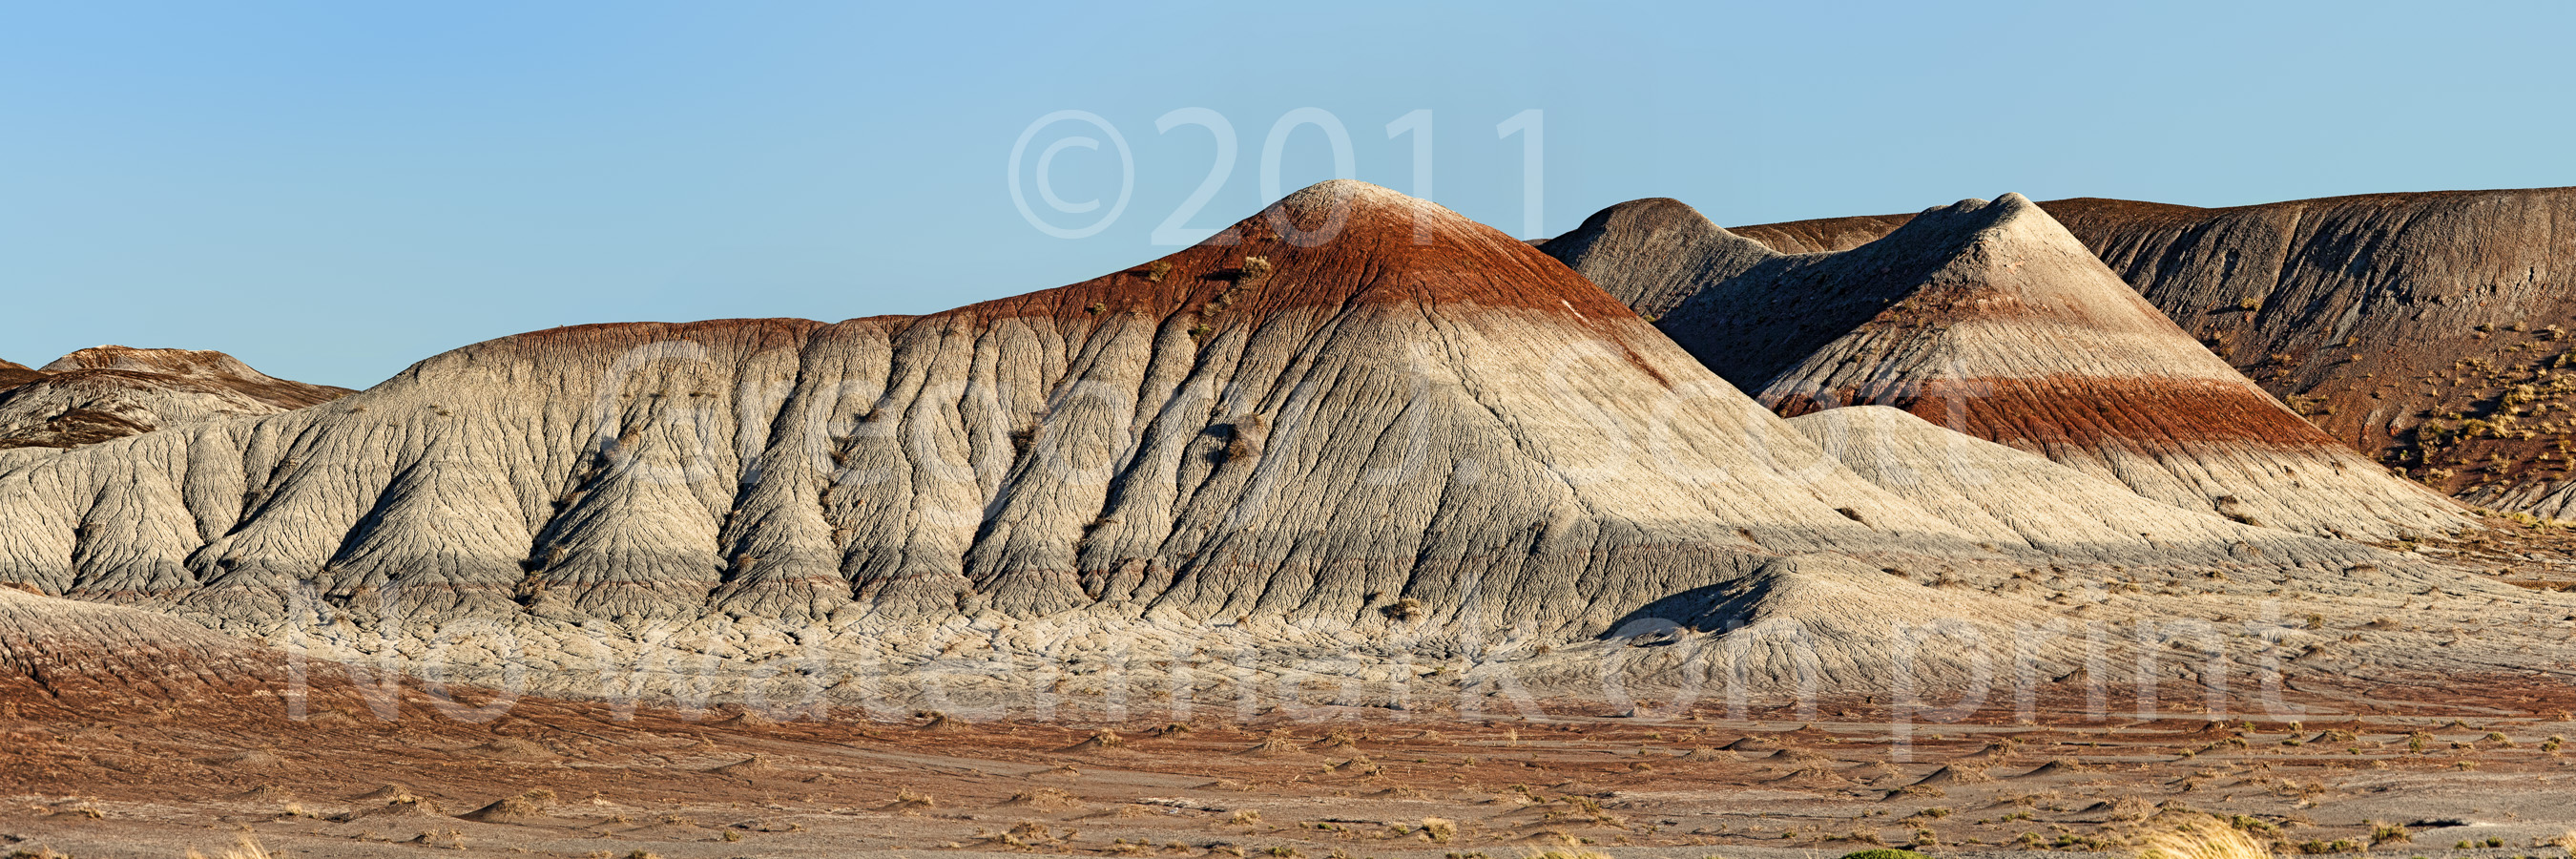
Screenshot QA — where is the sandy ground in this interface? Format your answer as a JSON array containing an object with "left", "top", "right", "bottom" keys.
[
  {"left": 7, "top": 678, "right": 2576, "bottom": 859},
  {"left": 9, "top": 512, "right": 2576, "bottom": 858}
]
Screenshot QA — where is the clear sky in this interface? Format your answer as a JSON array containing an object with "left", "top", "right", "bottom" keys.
[{"left": 4, "top": 1, "right": 2569, "bottom": 388}]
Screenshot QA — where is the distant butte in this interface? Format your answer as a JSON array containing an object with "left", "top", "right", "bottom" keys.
[
  {"left": 1553, "top": 193, "right": 2467, "bottom": 540},
  {"left": 0, "top": 346, "right": 350, "bottom": 453},
  {"left": 1712, "top": 188, "right": 2576, "bottom": 517}
]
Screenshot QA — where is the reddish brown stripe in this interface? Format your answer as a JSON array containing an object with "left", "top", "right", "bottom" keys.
[{"left": 1769, "top": 374, "right": 2344, "bottom": 450}]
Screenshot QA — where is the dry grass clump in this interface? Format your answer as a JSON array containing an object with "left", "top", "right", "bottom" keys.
[
  {"left": 883, "top": 787, "right": 934, "bottom": 809},
  {"left": 2140, "top": 817, "right": 2275, "bottom": 859},
  {"left": 1238, "top": 256, "right": 1274, "bottom": 282},
  {"left": 463, "top": 788, "right": 559, "bottom": 824},
  {"left": 1001, "top": 787, "right": 1083, "bottom": 810},
  {"left": 1065, "top": 729, "right": 1126, "bottom": 751},
  {"left": 988, "top": 821, "right": 1065, "bottom": 849},
  {"left": 1419, "top": 817, "right": 1457, "bottom": 843},
  {"left": 1241, "top": 735, "right": 1306, "bottom": 757},
  {"left": 2109, "top": 794, "right": 2158, "bottom": 822}
]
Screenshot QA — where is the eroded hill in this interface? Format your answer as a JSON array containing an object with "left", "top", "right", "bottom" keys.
[{"left": 1713, "top": 188, "right": 2576, "bottom": 518}]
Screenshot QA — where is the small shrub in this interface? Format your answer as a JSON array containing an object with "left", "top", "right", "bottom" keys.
[{"left": 1239, "top": 256, "right": 1274, "bottom": 282}]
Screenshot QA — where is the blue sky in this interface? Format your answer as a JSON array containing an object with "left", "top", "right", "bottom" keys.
[{"left": 4, "top": 1, "right": 2569, "bottom": 388}]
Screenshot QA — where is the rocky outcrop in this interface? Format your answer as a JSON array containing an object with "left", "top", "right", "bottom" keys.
[
  {"left": 1716, "top": 188, "right": 2576, "bottom": 518},
  {"left": 1561, "top": 193, "right": 2465, "bottom": 540},
  {"left": 0, "top": 347, "right": 351, "bottom": 452}
]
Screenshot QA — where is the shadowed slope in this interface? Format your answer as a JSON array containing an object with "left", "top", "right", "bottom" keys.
[{"left": 1534, "top": 199, "right": 1773, "bottom": 316}]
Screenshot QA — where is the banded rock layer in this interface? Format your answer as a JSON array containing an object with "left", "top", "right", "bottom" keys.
[
  {"left": 1732, "top": 188, "right": 2576, "bottom": 518},
  {"left": 1553, "top": 194, "right": 2465, "bottom": 540}
]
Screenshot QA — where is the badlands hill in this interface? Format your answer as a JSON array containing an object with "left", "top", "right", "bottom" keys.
[
  {"left": 1723, "top": 188, "right": 2576, "bottom": 517},
  {"left": 0, "top": 181, "right": 2046, "bottom": 697},
  {"left": 1550, "top": 193, "right": 2464, "bottom": 541},
  {"left": 0, "top": 181, "right": 2554, "bottom": 709},
  {"left": 0, "top": 346, "right": 351, "bottom": 454}
]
